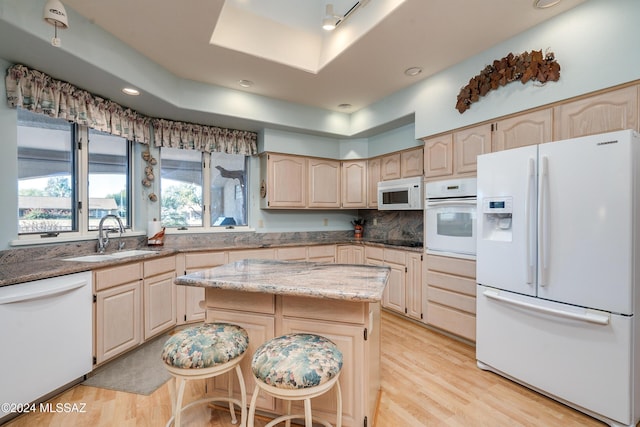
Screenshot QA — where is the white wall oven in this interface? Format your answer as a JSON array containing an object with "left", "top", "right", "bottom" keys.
[{"left": 425, "top": 177, "right": 477, "bottom": 259}]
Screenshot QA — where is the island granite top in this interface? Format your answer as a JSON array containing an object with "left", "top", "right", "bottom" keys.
[{"left": 174, "top": 258, "right": 391, "bottom": 302}]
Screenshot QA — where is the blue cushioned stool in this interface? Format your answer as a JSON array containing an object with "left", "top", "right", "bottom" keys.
[
  {"left": 248, "top": 333, "right": 343, "bottom": 427},
  {"left": 162, "top": 323, "right": 249, "bottom": 427}
]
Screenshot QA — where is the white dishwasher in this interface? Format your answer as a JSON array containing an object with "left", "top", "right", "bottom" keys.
[{"left": 0, "top": 272, "right": 93, "bottom": 421}]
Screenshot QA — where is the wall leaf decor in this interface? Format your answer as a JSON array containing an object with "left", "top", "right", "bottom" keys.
[{"left": 455, "top": 49, "right": 560, "bottom": 113}]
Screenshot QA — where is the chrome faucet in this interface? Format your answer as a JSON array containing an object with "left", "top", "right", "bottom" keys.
[{"left": 97, "top": 214, "right": 125, "bottom": 254}]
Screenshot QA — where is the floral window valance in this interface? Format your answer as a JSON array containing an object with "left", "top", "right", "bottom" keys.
[{"left": 5, "top": 64, "right": 257, "bottom": 155}]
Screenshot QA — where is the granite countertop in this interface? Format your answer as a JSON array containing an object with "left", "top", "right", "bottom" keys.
[
  {"left": 0, "top": 238, "right": 421, "bottom": 287},
  {"left": 175, "top": 259, "right": 391, "bottom": 302}
]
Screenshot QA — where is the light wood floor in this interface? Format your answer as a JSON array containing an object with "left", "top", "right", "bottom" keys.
[{"left": 4, "top": 311, "right": 607, "bottom": 427}]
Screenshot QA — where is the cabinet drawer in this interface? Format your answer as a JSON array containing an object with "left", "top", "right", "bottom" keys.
[
  {"left": 426, "top": 254, "right": 475, "bottom": 278},
  {"left": 282, "top": 296, "right": 367, "bottom": 324},
  {"left": 185, "top": 251, "right": 227, "bottom": 269},
  {"left": 427, "top": 286, "right": 476, "bottom": 314},
  {"left": 384, "top": 248, "right": 405, "bottom": 265},
  {"left": 95, "top": 262, "right": 142, "bottom": 291},
  {"left": 365, "top": 246, "right": 384, "bottom": 261},
  {"left": 144, "top": 255, "right": 176, "bottom": 277},
  {"left": 426, "top": 270, "right": 475, "bottom": 296},
  {"left": 308, "top": 245, "right": 335, "bottom": 259},
  {"left": 426, "top": 303, "right": 476, "bottom": 342},
  {"left": 228, "top": 248, "right": 276, "bottom": 262},
  {"left": 206, "top": 289, "right": 275, "bottom": 314},
  {"left": 276, "top": 247, "right": 307, "bottom": 260}
]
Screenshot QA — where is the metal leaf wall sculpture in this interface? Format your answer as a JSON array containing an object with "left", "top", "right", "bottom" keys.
[{"left": 456, "top": 49, "right": 560, "bottom": 113}]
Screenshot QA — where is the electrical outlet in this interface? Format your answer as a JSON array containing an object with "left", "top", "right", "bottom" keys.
[
  {"left": 323, "top": 218, "right": 328, "bottom": 226},
  {"left": 258, "top": 219, "right": 264, "bottom": 228},
  {"left": 373, "top": 218, "right": 378, "bottom": 226}
]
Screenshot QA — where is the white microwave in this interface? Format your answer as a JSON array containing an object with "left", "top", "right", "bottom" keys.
[{"left": 377, "top": 177, "right": 424, "bottom": 210}]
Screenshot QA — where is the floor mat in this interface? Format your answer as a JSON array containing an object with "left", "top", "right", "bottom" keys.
[{"left": 82, "top": 333, "right": 172, "bottom": 395}]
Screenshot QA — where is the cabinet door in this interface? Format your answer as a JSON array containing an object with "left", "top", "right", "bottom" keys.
[
  {"left": 308, "top": 245, "right": 336, "bottom": 263},
  {"left": 453, "top": 124, "right": 492, "bottom": 174},
  {"left": 206, "top": 309, "right": 276, "bottom": 412},
  {"left": 266, "top": 153, "right": 306, "bottom": 208},
  {"left": 341, "top": 160, "right": 367, "bottom": 208},
  {"left": 308, "top": 158, "right": 341, "bottom": 208},
  {"left": 423, "top": 134, "right": 453, "bottom": 178},
  {"left": 95, "top": 281, "right": 142, "bottom": 364},
  {"left": 281, "top": 317, "right": 365, "bottom": 427},
  {"left": 181, "top": 251, "right": 228, "bottom": 323},
  {"left": 401, "top": 148, "right": 424, "bottom": 177},
  {"left": 367, "top": 157, "right": 381, "bottom": 208},
  {"left": 336, "top": 245, "right": 364, "bottom": 264},
  {"left": 493, "top": 108, "right": 553, "bottom": 151},
  {"left": 553, "top": 85, "right": 639, "bottom": 140},
  {"left": 383, "top": 261, "right": 405, "bottom": 313},
  {"left": 381, "top": 153, "right": 401, "bottom": 180},
  {"left": 143, "top": 271, "right": 176, "bottom": 340},
  {"left": 405, "top": 253, "right": 423, "bottom": 321}
]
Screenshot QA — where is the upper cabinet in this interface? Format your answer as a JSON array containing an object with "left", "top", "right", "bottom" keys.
[
  {"left": 424, "top": 124, "right": 491, "bottom": 179},
  {"left": 341, "top": 160, "right": 367, "bottom": 209},
  {"left": 366, "top": 157, "right": 381, "bottom": 208},
  {"left": 400, "top": 147, "right": 424, "bottom": 177},
  {"left": 381, "top": 153, "right": 401, "bottom": 180},
  {"left": 260, "top": 153, "right": 306, "bottom": 208},
  {"left": 553, "top": 85, "right": 639, "bottom": 140},
  {"left": 308, "top": 158, "right": 341, "bottom": 208},
  {"left": 492, "top": 108, "right": 553, "bottom": 152}
]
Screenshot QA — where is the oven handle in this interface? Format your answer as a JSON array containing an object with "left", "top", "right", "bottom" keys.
[{"left": 426, "top": 199, "right": 476, "bottom": 207}]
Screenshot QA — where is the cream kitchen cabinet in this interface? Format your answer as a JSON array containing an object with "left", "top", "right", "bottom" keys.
[
  {"left": 143, "top": 256, "right": 177, "bottom": 340},
  {"left": 405, "top": 252, "right": 423, "bottom": 322},
  {"left": 176, "top": 251, "right": 228, "bottom": 324},
  {"left": 380, "top": 153, "right": 401, "bottom": 180},
  {"left": 400, "top": 147, "right": 424, "bottom": 177},
  {"left": 276, "top": 246, "right": 307, "bottom": 261},
  {"left": 341, "top": 160, "right": 367, "bottom": 208},
  {"left": 260, "top": 153, "right": 307, "bottom": 208},
  {"left": 492, "top": 108, "right": 553, "bottom": 152},
  {"left": 337, "top": 244, "right": 364, "bottom": 264},
  {"left": 308, "top": 245, "right": 336, "bottom": 263},
  {"left": 228, "top": 247, "right": 276, "bottom": 261},
  {"left": 308, "top": 157, "right": 341, "bottom": 208},
  {"left": 553, "top": 85, "right": 639, "bottom": 140},
  {"left": 94, "top": 262, "right": 143, "bottom": 365},
  {"left": 424, "top": 124, "right": 491, "bottom": 178},
  {"left": 366, "top": 157, "right": 381, "bottom": 208},
  {"left": 425, "top": 254, "right": 476, "bottom": 342}
]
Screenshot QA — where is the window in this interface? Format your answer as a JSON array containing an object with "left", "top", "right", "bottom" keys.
[
  {"left": 17, "top": 109, "right": 132, "bottom": 238},
  {"left": 160, "top": 148, "right": 247, "bottom": 229},
  {"left": 17, "top": 109, "right": 76, "bottom": 234},
  {"left": 88, "top": 129, "right": 130, "bottom": 230}
]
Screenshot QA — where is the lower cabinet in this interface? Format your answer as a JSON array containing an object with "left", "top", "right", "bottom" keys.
[
  {"left": 424, "top": 254, "right": 476, "bottom": 342},
  {"left": 94, "top": 256, "right": 177, "bottom": 365},
  {"left": 177, "top": 251, "right": 228, "bottom": 324},
  {"left": 336, "top": 244, "right": 364, "bottom": 264}
]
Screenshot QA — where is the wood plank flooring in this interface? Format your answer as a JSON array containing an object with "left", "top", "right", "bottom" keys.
[{"left": 3, "top": 311, "right": 607, "bottom": 427}]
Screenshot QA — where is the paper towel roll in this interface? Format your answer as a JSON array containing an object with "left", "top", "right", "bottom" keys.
[{"left": 147, "top": 220, "right": 164, "bottom": 245}]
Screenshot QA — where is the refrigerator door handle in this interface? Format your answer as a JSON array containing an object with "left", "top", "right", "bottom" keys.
[
  {"left": 483, "top": 289, "right": 610, "bottom": 325},
  {"left": 525, "top": 157, "right": 535, "bottom": 284},
  {"left": 539, "top": 156, "right": 550, "bottom": 287}
]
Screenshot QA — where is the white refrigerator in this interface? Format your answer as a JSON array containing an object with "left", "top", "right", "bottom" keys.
[{"left": 476, "top": 129, "right": 640, "bottom": 427}]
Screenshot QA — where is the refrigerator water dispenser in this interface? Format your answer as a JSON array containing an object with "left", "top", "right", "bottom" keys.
[{"left": 482, "top": 197, "right": 513, "bottom": 241}]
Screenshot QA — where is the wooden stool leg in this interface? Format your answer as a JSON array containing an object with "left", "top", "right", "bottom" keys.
[
  {"left": 303, "top": 398, "right": 313, "bottom": 427},
  {"left": 174, "top": 376, "right": 187, "bottom": 427},
  {"left": 247, "top": 384, "right": 260, "bottom": 427},
  {"left": 227, "top": 371, "right": 238, "bottom": 424},
  {"left": 285, "top": 400, "right": 292, "bottom": 427},
  {"left": 335, "top": 381, "right": 342, "bottom": 427},
  {"left": 235, "top": 365, "right": 247, "bottom": 427}
]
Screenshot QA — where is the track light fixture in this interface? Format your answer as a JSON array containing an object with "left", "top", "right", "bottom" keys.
[{"left": 322, "top": 4, "right": 342, "bottom": 31}]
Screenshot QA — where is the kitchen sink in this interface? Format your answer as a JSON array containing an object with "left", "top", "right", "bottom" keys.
[{"left": 63, "top": 249, "right": 159, "bottom": 262}]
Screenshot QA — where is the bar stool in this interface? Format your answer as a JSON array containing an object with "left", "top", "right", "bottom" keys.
[
  {"left": 248, "top": 333, "right": 343, "bottom": 427},
  {"left": 161, "top": 322, "right": 249, "bottom": 427}
]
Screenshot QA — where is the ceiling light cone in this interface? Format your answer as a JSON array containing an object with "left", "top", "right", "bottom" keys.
[
  {"left": 43, "top": 0, "right": 69, "bottom": 28},
  {"left": 323, "top": 17, "right": 336, "bottom": 31}
]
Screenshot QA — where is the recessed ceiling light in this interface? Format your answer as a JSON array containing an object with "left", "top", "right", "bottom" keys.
[
  {"left": 122, "top": 87, "right": 140, "bottom": 96},
  {"left": 404, "top": 67, "right": 423, "bottom": 77},
  {"left": 238, "top": 79, "right": 254, "bottom": 88},
  {"left": 338, "top": 103, "right": 353, "bottom": 110},
  {"left": 534, "top": 0, "right": 561, "bottom": 9}
]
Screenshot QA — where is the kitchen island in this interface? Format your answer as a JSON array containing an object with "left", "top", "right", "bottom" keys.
[{"left": 174, "top": 258, "right": 390, "bottom": 427}]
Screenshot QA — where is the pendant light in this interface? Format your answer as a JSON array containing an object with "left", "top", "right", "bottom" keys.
[{"left": 43, "top": 0, "right": 69, "bottom": 47}]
